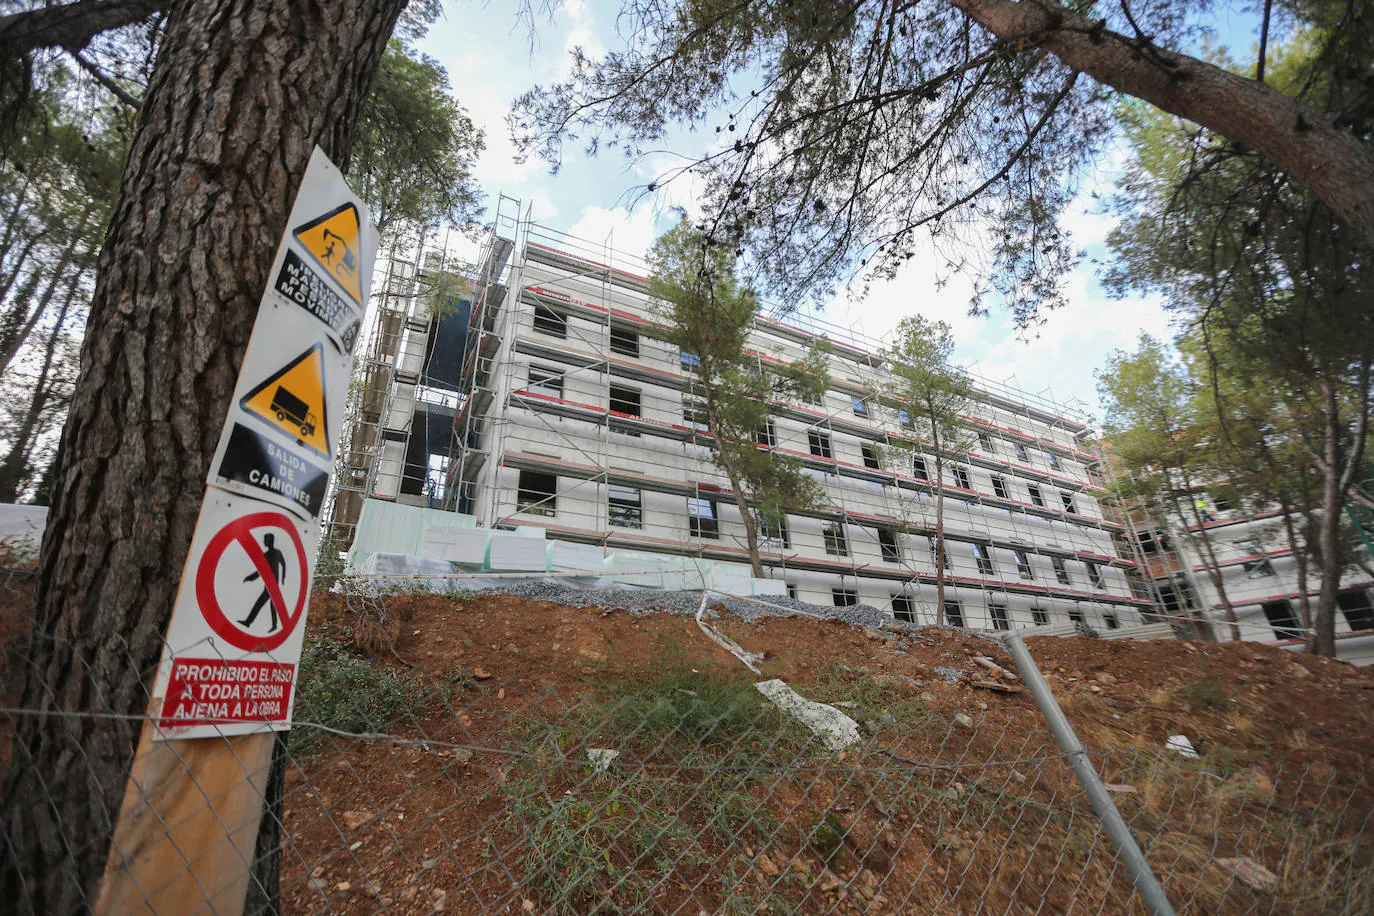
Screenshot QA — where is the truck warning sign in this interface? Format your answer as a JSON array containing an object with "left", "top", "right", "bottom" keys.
[
  {"left": 239, "top": 342, "right": 331, "bottom": 459},
  {"left": 216, "top": 423, "right": 329, "bottom": 519}
]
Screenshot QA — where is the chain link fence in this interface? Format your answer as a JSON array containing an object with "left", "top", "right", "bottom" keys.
[{"left": 2, "top": 566, "right": 1372, "bottom": 914}]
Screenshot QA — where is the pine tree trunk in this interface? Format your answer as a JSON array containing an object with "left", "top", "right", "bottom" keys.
[
  {"left": 0, "top": 270, "right": 78, "bottom": 501},
  {"left": 703, "top": 389, "right": 764, "bottom": 577},
  {"left": 1313, "top": 376, "right": 1345, "bottom": 657},
  {"left": 1172, "top": 480, "right": 1241, "bottom": 642},
  {"left": 933, "top": 439, "right": 947, "bottom": 626},
  {"left": 1280, "top": 508, "right": 1313, "bottom": 633},
  {"left": 0, "top": 0, "right": 405, "bottom": 911},
  {"left": 0, "top": 213, "right": 90, "bottom": 380}
]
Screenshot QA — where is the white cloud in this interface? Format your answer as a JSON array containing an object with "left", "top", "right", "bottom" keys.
[{"left": 565, "top": 205, "right": 660, "bottom": 262}]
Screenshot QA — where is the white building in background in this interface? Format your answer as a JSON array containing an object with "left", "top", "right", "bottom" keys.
[
  {"left": 1145, "top": 494, "right": 1374, "bottom": 665},
  {"left": 333, "top": 203, "right": 1162, "bottom": 632}
]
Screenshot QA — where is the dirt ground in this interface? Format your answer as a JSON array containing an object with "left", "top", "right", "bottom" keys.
[{"left": 276, "top": 591, "right": 1374, "bottom": 915}]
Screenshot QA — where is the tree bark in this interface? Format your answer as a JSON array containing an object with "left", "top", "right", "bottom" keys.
[
  {"left": 954, "top": 0, "right": 1374, "bottom": 251},
  {"left": 0, "top": 0, "right": 169, "bottom": 60},
  {"left": 703, "top": 387, "right": 765, "bottom": 577},
  {"left": 932, "top": 424, "right": 947, "bottom": 626},
  {"left": 1313, "top": 375, "right": 1344, "bottom": 656},
  {"left": 0, "top": 0, "right": 405, "bottom": 911}
]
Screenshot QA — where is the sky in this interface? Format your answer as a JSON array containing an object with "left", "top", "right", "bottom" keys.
[{"left": 420, "top": 1, "right": 1263, "bottom": 420}]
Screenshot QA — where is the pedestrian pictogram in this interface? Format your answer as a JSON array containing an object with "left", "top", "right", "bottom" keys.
[
  {"left": 239, "top": 342, "right": 331, "bottom": 458},
  {"left": 239, "top": 532, "right": 288, "bottom": 633},
  {"left": 195, "top": 510, "right": 307, "bottom": 654},
  {"left": 293, "top": 202, "right": 363, "bottom": 306}
]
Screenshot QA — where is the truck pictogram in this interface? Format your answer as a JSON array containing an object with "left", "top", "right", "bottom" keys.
[{"left": 271, "top": 386, "right": 317, "bottom": 440}]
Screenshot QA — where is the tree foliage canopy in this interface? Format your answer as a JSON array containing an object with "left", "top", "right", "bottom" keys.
[
  {"left": 516, "top": 0, "right": 1374, "bottom": 323},
  {"left": 352, "top": 40, "right": 486, "bottom": 235},
  {"left": 648, "top": 219, "right": 829, "bottom": 572}
]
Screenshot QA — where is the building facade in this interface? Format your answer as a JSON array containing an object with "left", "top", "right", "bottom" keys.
[
  {"left": 335, "top": 209, "right": 1160, "bottom": 631},
  {"left": 1132, "top": 490, "right": 1374, "bottom": 665}
]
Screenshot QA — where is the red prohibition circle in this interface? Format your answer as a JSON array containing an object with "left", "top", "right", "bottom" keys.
[{"left": 195, "top": 510, "right": 308, "bottom": 653}]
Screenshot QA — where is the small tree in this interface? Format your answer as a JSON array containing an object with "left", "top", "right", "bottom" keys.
[
  {"left": 648, "top": 220, "right": 829, "bottom": 577},
  {"left": 1097, "top": 335, "right": 1242, "bottom": 641},
  {"left": 882, "top": 316, "right": 971, "bottom": 625}
]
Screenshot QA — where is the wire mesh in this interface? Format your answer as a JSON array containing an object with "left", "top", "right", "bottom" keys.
[{"left": 1, "top": 567, "right": 1371, "bottom": 914}]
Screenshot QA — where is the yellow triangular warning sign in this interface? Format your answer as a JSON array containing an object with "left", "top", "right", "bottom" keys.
[
  {"left": 293, "top": 203, "right": 363, "bottom": 306},
  {"left": 239, "top": 343, "right": 331, "bottom": 459}
]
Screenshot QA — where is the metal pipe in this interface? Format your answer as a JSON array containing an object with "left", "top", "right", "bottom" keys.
[{"left": 999, "top": 631, "right": 1176, "bottom": 916}]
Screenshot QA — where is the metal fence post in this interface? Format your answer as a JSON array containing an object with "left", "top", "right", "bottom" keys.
[{"left": 999, "top": 631, "right": 1176, "bottom": 916}]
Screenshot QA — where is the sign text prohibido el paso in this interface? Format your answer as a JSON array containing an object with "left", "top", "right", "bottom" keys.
[{"left": 152, "top": 148, "right": 376, "bottom": 740}]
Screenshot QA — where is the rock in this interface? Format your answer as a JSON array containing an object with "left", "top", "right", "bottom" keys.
[
  {"left": 336, "top": 881, "right": 351, "bottom": 891},
  {"left": 954, "top": 713, "right": 974, "bottom": 729},
  {"left": 522, "top": 899, "right": 537, "bottom": 912},
  {"left": 1098, "top": 673, "right": 1118, "bottom": 685},
  {"left": 341, "top": 810, "right": 373, "bottom": 831},
  {"left": 1090, "top": 685, "right": 1102, "bottom": 694},
  {"left": 756, "top": 679, "right": 861, "bottom": 751},
  {"left": 863, "top": 626, "right": 886, "bottom": 641},
  {"left": 1216, "top": 856, "right": 1278, "bottom": 892},
  {"left": 497, "top": 688, "right": 506, "bottom": 700},
  {"left": 818, "top": 869, "right": 842, "bottom": 892},
  {"left": 1165, "top": 735, "right": 1199, "bottom": 759},
  {"left": 1289, "top": 665, "right": 1312, "bottom": 679},
  {"left": 421, "top": 858, "right": 439, "bottom": 870},
  {"left": 1104, "top": 784, "right": 1137, "bottom": 794},
  {"left": 473, "top": 668, "right": 493, "bottom": 680},
  {"left": 755, "top": 852, "right": 780, "bottom": 877},
  {"left": 587, "top": 748, "right": 620, "bottom": 774},
  {"left": 311, "top": 865, "right": 325, "bottom": 878}
]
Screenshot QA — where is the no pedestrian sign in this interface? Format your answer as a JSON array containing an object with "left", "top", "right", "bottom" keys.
[
  {"left": 151, "top": 149, "right": 376, "bottom": 741},
  {"left": 154, "top": 497, "right": 315, "bottom": 738}
]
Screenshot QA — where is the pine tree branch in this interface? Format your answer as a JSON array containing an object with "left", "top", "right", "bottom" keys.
[{"left": 0, "top": 0, "right": 167, "bottom": 60}]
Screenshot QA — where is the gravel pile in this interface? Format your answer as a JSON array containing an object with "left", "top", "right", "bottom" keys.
[{"left": 362, "top": 574, "right": 899, "bottom": 631}]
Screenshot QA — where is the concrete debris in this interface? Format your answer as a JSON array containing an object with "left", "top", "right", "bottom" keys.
[
  {"left": 954, "top": 713, "right": 974, "bottom": 729},
  {"left": 755, "top": 679, "right": 861, "bottom": 751},
  {"left": 1216, "top": 856, "right": 1279, "bottom": 892},
  {"left": 587, "top": 748, "right": 620, "bottom": 774},
  {"left": 1165, "top": 735, "right": 1199, "bottom": 759}
]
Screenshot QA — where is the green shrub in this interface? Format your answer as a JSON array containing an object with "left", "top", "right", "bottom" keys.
[
  {"left": 1181, "top": 676, "right": 1230, "bottom": 710},
  {"left": 291, "top": 636, "right": 440, "bottom": 755}
]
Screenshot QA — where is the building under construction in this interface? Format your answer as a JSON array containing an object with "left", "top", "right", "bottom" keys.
[
  {"left": 327, "top": 202, "right": 1166, "bottom": 631},
  {"left": 1126, "top": 487, "right": 1374, "bottom": 665}
]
